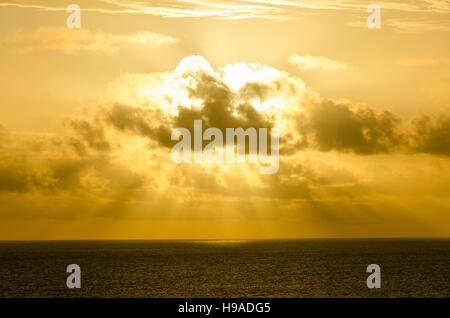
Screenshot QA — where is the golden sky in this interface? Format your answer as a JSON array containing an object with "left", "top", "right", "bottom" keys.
[{"left": 0, "top": 0, "right": 449, "bottom": 239}]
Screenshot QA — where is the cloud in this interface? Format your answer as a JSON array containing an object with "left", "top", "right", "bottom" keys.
[
  {"left": 0, "top": 160, "right": 46, "bottom": 193},
  {"left": 349, "top": 13, "right": 450, "bottom": 34},
  {"left": 0, "top": 120, "right": 143, "bottom": 196},
  {"left": 297, "top": 100, "right": 403, "bottom": 154},
  {"left": 64, "top": 118, "right": 111, "bottom": 154},
  {"left": 4, "top": 27, "right": 179, "bottom": 55},
  {"left": 103, "top": 56, "right": 294, "bottom": 151},
  {"left": 385, "top": 19, "right": 450, "bottom": 34},
  {"left": 2, "top": 0, "right": 449, "bottom": 20},
  {"left": 410, "top": 114, "right": 450, "bottom": 156},
  {"left": 105, "top": 103, "right": 173, "bottom": 148},
  {"left": 99, "top": 55, "right": 450, "bottom": 158},
  {"left": 289, "top": 55, "right": 345, "bottom": 71},
  {"left": 1, "top": 55, "right": 450, "bottom": 238}
]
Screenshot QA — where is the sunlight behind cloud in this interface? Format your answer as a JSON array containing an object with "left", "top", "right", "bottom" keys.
[{"left": 0, "top": 1, "right": 449, "bottom": 241}]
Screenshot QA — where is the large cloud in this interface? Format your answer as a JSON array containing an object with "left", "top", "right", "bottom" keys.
[
  {"left": 1, "top": 56, "right": 449, "bottom": 238},
  {"left": 98, "top": 56, "right": 450, "bottom": 158},
  {"left": 103, "top": 56, "right": 297, "bottom": 152}
]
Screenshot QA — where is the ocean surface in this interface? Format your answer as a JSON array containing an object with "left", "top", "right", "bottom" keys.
[{"left": 0, "top": 239, "right": 448, "bottom": 297}]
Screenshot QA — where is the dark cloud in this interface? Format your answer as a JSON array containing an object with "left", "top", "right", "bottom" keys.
[
  {"left": 105, "top": 103, "right": 173, "bottom": 147},
  {"left": 65, "top": 118, "right": 111, "bottom": 153},
  {"left": 100, "top": 79, "right": 450, "bottom": 159},
  {"left": 0, "top": 156, "right": 86, "bottom": 194},
  {"left": 0, "top": 124, "right": 146, "bottom": 201},
  {"left": 298, "top": 100, "right": 402, "bottom": 154},
  {"left": 410, "top": 114, "right": 450, "bottom": 156},
  {"left": 100, "top": 69, "right": 450, "bottom": 159},
  {"left": 47, "top": 158, "right": 88, "bottom": 191},
  {"left": 104, "top": 77, "right": 273, "bottom": 153},
  {"left": 174, "top": 71, "right": 272, "bottom": 132},
  {"left": 0, "top": 161, "right": 37, "bottom": 193},
  {"left": 291, "top": 98, "right": 450, "bottom": 157}
]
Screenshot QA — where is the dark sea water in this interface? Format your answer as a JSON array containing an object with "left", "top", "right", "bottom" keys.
[{"left": 0, "top": 239, "right": 448, "bottom": 297}]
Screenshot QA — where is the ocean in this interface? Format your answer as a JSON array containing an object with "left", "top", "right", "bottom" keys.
[{"left": 0, "top": 239, "right": 448, "bottom": 297}]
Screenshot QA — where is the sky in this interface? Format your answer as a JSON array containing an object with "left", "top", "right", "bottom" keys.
[{"left": 0, "top": 0, "right": 449, "bottom": 239}]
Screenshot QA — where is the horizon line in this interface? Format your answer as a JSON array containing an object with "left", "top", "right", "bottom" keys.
[{"left": 0, "top": 237, "right": 449, "bottom": 242}]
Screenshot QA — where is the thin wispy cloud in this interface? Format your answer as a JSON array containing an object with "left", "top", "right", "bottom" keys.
[
  {"left": 0, "top": 2, "right": 140, "bottom": 14},
  {"left": 386, "top": 19, "right": 450, "bottom": 33},
  {"left": 1, "top": 0, "right": 449, "bottom": 20},
  {"left": 348, "top": 17, "right": 450, "bottom": 34},
  {"left": 4, "top": 27, "right": 179, "bottom": 55},
  {"left": 289, "top": 55, "right": 345, "bottom": 71}
]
